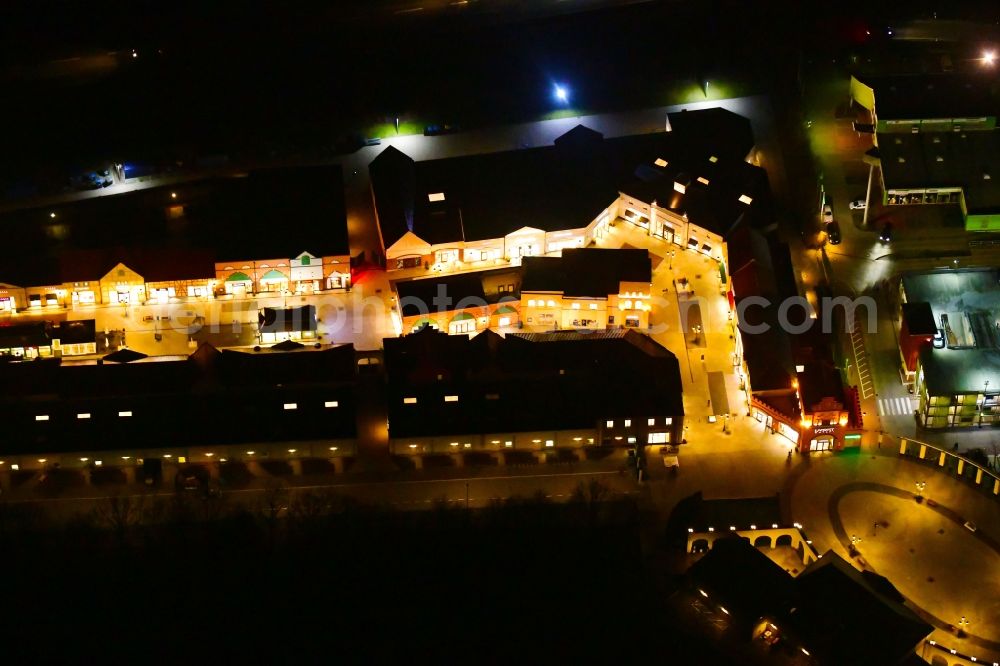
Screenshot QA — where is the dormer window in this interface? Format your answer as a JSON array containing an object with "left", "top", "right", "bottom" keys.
[
  {"left": 696, "top": 176, "right": 710, "bottom": 185},
  {"left": 673, "top": 182, "right": 686, "bottom": 194},
  {"left": 738, "top": 194, "right": 753, "bottom": 205},
  {"left": 654, "top": 158, "right": 668, "bottom": 167}
]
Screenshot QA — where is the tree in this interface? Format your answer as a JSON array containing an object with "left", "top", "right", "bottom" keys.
[{"left": 92, "top": 492, "right": 146, "bottom": 544}]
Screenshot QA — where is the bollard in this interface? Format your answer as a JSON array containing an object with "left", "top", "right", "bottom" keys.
[
  {"left": 938, "top": 451, "right": 946, "bottom": 467},
  {"left": 957, "top": 459, "right": 965, "bottom": 475},
  {"left": 918, "top": 444, "right": 927, "bottom": 459},
  {"left": 976, "top": 468, "right": 983, "bottom": 485}
]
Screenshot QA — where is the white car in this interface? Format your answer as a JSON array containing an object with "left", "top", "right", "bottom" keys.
[
  {"left": 849, "top": 199, "right": 867, "bottom": 210},
  {"left": 822, "top": 204, "right": 833, "bottom": 223}
]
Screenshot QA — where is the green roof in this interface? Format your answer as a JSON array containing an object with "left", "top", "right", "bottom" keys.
[
  {"left": 451, "top": 312, "right": 475, "bottom": 322},
  {"left": 260, "top": 269, "right": 288, "bottom": 281},
  {"left": 226, "top": 271, "right": 251, "bottom": 282}
]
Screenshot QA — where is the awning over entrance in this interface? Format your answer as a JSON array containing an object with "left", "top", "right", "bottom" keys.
[
  {"left": 451, "top": 312, "right": 475, "bottom": 323},
  {"left": 495, "top": 305, "right": 517, "bottom": 315},
  {"left": 707, "top": 371, "right": 731, "bottom": 416},
  {"left": 260, "top": 269, "right": 288, "bottom": 281},
  {"left": 226, "top": 271, "right": 251, "bottom": 282}
]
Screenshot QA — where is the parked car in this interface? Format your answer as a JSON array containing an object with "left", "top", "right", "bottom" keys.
[
  {"left": 849, "top": 198, "right": 867, "bottom": 210},
  {"left": 826, "top": 220, "right": 842, "bottom": 245},
  {"left": 933, "top": 328, "right": 945, "bottom": 348},
  {"left": 879, "top": 222, "right": 893, "bottom": 244},
  {"left": 822, "top": 203, "right": 833, "bottom": 223}
]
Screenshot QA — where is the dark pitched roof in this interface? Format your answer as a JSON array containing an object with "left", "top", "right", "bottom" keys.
[
  {"left": 0, "top": 166, "right": 348, "bottom": 287},
  {"left": 52, "top": 319, "right": 96, "bottom": 345},
  {"left": 258, "top": 306, "right": 317, "bottom": 333},
  {"left": 797, "top": 361, "right": 845, "bottom": 413},
  {"left": 395, "top": 273, "right": 487, "bottom": 318},
  {"left": 370, "top": 109, "right": 768, "bottom": 247},
  {"left": 383, "top": 328, "right": 683, "bottom": 438},
  {"left": 790, "top": 553, "right": 932, "bottom": 666},
  {"left": 0, "top": 322, "right": 49, "bottom": 348},
  {"left": 687, "top": 495, "right": 783, "bottom": 532},
  {"left": 521, "top": 248, "right": 650, "bottom": 297},
  {"left": 687, "top": 535, "right": 796, "bottom": 621},
  {"left": 901, "top": 302, "right": 937, "bottom": 336},
  {"left": 369, "top": 145, "right": 417, "bottom": 248}
]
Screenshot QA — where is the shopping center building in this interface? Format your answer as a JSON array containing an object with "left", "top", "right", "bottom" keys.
[
  {"left": 0, "top": 166, "right": 351, "bottom": 311},
  {"left": 899, "top": 269, "right": 1000, "bottom": 428},
  {"left": 383, "top": 327, "right": 684, "bottom": 454},
  {"left": 851, "top": 73, "right": 1000, "bottom": 231},
  {"left": 369, "top": 107, "right": 770, "bottom": 273}
]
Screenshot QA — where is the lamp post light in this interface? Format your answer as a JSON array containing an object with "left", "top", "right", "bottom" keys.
[
  {"left": 670, "top": 250, "right": 676, "bottom": 270},
  {"left": 958, "top": 616, "right": 969, "bottom": 637},
  {"left": 553, "top": 84, "right": 569, "bottom": 104},
  {"left": 982, "top": 50, "right": 996, "bottom": 67},
  {"left": 915, "top": 480, "right": 926, "bottom": 502}
]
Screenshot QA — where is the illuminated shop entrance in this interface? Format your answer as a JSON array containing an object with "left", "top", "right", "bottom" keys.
[{"left": 810, "top": 436, "right": 834, "bottom": 452}]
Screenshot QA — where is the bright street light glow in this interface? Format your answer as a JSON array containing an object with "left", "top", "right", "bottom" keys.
[
  {"left": 983, "top": 50, "right": 997, "bottom": 66},
  {"left": 554, "top": 84, "right": 568, "bottom": 103}
]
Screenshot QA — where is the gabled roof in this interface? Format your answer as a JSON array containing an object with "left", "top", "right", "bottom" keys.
[
  {"left": 370, "top": 108, "right": 768, "bottom": 249},
  {"left": 383, "top": 328, "right": 683, "bottom": 438},
  {"left": 0, "top": 166, "right": 347, "bottom": 287},
  {"left": 790, "top": 552, "right": 932, "bottom": 666},
  {"left": 395, "top": 273, "right": 487, "bottom": 318}
]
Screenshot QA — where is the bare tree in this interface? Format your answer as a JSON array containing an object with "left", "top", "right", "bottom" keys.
[{"left": 92, "top": 492, "right": 146, "bottom": 544}]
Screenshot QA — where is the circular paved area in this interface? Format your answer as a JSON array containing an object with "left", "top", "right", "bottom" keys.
[{"left": 786, "top": 452, "right": 1000, "bottom": 659}]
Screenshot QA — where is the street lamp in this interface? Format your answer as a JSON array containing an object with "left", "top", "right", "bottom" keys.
[
  {"left": 553, "top": 84, "right": 569, "bottom": 104},
  {"left": 915, "top": 480, "right": 926, "bottom": 501},
  {"left": 669, "top": 250, "right": 676, "bottom": 269},
  {"left": 982, "top": 50, "right": 996, "bottom": 66},
  {"left": 958, "top": 616, "right": 969, "bottom": 637}
]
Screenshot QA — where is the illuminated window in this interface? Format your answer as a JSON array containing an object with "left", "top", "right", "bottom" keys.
[
  {"left": 428, "top": 192, "right": 445, "bottom": 202},
  {"left": 665, "top": 417, "right": 673, "bottom": 425},
  {"left": 572, "top": 303, "right": 580, "bottom": 309},
  {"left": 528, "top": 299, "right": 537, "bottom": 307},
  {"left": 708, "top": 155, "right": 718, "bottom": 163},
  {"left": 648, "top": 432, "right": 668, "bottom": 444},
  {"left": 654, "top": 158, "right": 668, "bottom": 167},
  {"left": 674, "top": 182, "right": 686, "bottom": 194},
  {"left": 648, "top": 418, "right": 655, "bottom": 426},
  {"left": 403, "top": 397, "right": 417, "bottom": 405},
  {"left": 795, "top": 365, "right": 805, "bottom": 372},
  {"left": 606, "top": 420, "right": 614, "bottom": 428},
  {"left": 118, "top": 411, "right": 133, "bottom": 418},
  {"left": 739, "top": 194, "right": 753, "bottom": 205},
  {"left": 504, "top": 441, "right": 513, "bottom": 447},
  {"left": 624, "top": 419, "right": 632, "bottom": 428},
  {"left": 545, "top": 440, "right": 554, "bottom": 447},
  {"left": 697, "top": 176, "right": 710, "bottom": 185},
  {"left": 35, "top": 415, "right": 49, "bottom": 422},
  {"left": 283, "top": 403, "right": 297, "bottom": 410},
  {"left": 622, "top": 300, "right": 632, "bottom": 310},
  {"left": 589, "top": 303, "right": 597, "bottom": 310},
  {"left": 627, "top": 437, "right": 636, "bottom": 444},
  {"left": 324, "top": 401, "right": 339, "bottom": 408},
  {"left": 547, "top": 300, "right": 556, "bottom": 307},
  {"left": 444, "top": 395, "right": 459, "bottom": 402},
  {"left": 77, "top": 413, "right": 91, "bottom": 420}
]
